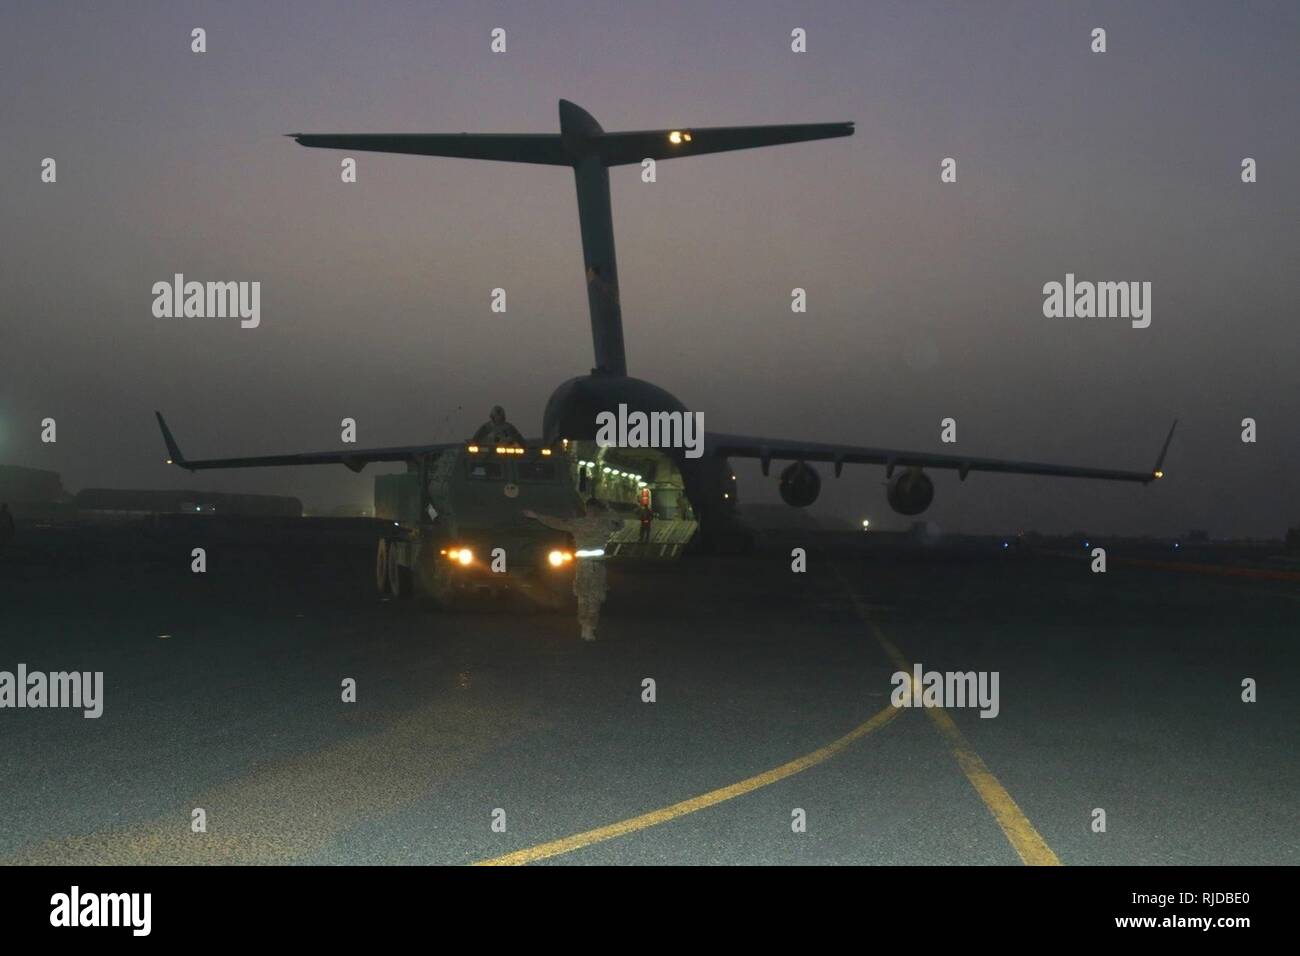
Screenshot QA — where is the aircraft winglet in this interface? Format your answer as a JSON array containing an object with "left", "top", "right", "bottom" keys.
[
  {"left": 1151, "top": 418, "right": 1178, "bottom": 479},
  {"left": 155, "top": 411, "right": 187, "bottom": 468}
]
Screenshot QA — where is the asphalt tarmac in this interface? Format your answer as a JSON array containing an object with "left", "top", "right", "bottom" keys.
[{"left": 1, "top": 519, "right": 1296, "bottom": 865}]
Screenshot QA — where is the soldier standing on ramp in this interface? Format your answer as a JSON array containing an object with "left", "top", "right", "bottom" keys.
[{"left": 523, "top": 499, "right": 621, "bottom": 641}]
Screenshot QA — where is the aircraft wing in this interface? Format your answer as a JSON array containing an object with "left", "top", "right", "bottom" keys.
[
  {"left": 707, "top": 420, "right": 1177, "bottom": 484},
  {"left": 155, "top": 412, "right": 461, "bottom": 473}
]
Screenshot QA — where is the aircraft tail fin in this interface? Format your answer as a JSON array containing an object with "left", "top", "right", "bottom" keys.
[{"left": 290, "top": 100, "right": 854, "bottom": 378}]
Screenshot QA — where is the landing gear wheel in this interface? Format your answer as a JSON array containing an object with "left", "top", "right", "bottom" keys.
[{"left": 375, "top": 539, "right": 390, "bottom": 595}]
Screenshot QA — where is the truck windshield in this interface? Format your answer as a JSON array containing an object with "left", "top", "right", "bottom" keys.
[{"left": 467, "top": 460, "right": 505, "bottom": 481}]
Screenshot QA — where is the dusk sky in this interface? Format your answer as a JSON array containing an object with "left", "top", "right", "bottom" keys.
[{"left": 2, "top": 0, "right": 1296, "bottom": 536}]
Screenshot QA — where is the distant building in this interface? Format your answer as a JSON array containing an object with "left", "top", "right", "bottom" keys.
[
  {"left": 75, "top": 488, "right": 302, "bottom": 517},
  {"left": 0, "top": 464, "right": 71, "bottom": 517},
  {"left": 0, "top": 464, "right": 67, "bottom": 501}
]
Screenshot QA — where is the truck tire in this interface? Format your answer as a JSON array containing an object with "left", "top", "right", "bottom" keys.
[
  {"left": 423, "top": 557, "right": 460, "bottom": 609},
  {"left": 536, "top": 571, "right": 578, "bottom": 613},
  {"left": 388, "top": 545, "right": 413, "bottom": 599},
  {"left": 376, "top": 539, "right": 390, "bottom": 594}
]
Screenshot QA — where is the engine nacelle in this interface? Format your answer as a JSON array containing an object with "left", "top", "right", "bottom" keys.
[
  {"left": 779, "top": 461, "right": 821, "bottom": 508},
  {"left": 886, "top": 468, "right": 934, "bottom": 516}
]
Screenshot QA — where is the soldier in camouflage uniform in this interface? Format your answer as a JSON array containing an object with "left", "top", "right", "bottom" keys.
[
  {"left": 524, "top": 498, "right": 620, "bottom": 640},
  {"left": 471, "top": 405, "right": 525, "bottom": 446}
]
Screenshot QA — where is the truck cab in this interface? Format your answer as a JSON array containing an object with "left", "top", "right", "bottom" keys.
[{"left": 374, "top": 443, "right": 584, "bottom": 606}]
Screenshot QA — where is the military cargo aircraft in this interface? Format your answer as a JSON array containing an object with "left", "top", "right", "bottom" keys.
[{"left": 156, "top": 99, "right": 1175, "bottom": 571}]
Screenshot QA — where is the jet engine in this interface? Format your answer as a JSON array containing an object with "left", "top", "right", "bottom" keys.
[
  {"left": 886, "top": 468, "right": 934, "bottom": 515},
  {"left": 779, "top": 461, "right": 821, "bottom": 507}
]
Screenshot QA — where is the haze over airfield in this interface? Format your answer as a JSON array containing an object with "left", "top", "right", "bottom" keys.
[{"left": 2, "top": 0, "right": 1297, "bottom": 536}]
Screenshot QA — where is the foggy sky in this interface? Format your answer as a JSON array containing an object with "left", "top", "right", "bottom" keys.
[{"left": 2, "top": 0, "right": 1297, "bottom": 536}]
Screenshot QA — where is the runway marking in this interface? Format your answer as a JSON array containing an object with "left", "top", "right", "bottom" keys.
[
  {"left": 1117, "top": 557, "right": 1300, "bottom": 582},
  {"left": 836, "top": 568, "right": 1062, "bottom": 867},
  {"left": 1046, "top": 550, "right": 1300, "bottom": 583},
  {"left": 474, "top": 701, "right": 904, "bottom": 866}
]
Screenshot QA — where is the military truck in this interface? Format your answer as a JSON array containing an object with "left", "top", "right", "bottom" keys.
[
  {"left": 373, "top": 439, "right": 702, "bottom": 606},
  {"left": 373, "top": 442, "right": 586, "bottom": 607}
]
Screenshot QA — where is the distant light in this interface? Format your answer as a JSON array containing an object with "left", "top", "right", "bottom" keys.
[
  {"left": 668, "top": 130, "right": 683, "bottom": 144},
  {"left": 602, "top": 466, "right": 612, "bottom": 473},
  {"left": 165, "top": 459, "right": 173, "bottom": 465},
  {"left": 683, "top": 132, "right": 692, "bottom": 142},
  {"left": 467, "top": 445, "right": 479, "bottom": 453},
  {"left": 862, "top": 519, "right": 870, "bottom": 529},
  {"left": 1002, "top": 541, "right": 1009, "bottom": 549},
  {"left": 393, "top": 522, "right": 399, "bottom": 526},
  {"left": 1084, "top": 541, "right": 1090, "bottom": 549},
  {"left": 547, "top": 550, "right": 565, "bottom": 568},
  {"left": 723, "top": 492, "right": 730, "bottom": 499},
  {"left": 1153, "top": 469, "right": 1164, "bottom": 479},
  {"left": 541, "top": 448, "right": 552, "bottom": 456},
  {"left": 1173, "top": 542, "right": 1180, "bottom": 550},
  {"left": 575, "top": 548, "right": 605, "bottom": 558},
  {"left": 456, "top": 548, "right": 473, "bottom": 566}
]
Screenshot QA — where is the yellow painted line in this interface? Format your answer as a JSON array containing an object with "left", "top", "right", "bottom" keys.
[
  {"left": 836, "top": 569, "right": 1061, "bottom": 866},
  {"left": 474, "top": 701, "right": 904, "bottom": 866}
]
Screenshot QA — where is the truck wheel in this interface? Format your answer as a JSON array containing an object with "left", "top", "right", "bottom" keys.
[
  {"left": 376, "top": 539, "right": 390, "bottom": 594},
  {"left": 426, "top": 559, "right": 459, "bottom": 608},
  {"left": 537, "top": 573, "right": 577, "bottom": 613},
  {"left": 388, "top": 546, "right": 413, "bottom": 599}
]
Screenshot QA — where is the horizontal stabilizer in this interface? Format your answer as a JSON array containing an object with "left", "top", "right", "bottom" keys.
[
  {"left": 289, "top": 133, "right": 570, "bottom": 165},
  {"left": 289, "top": 116, "right": 853, "bottom": 169},
  {"left": 590, "top": 122, "right": 855, "bottom": 166}
]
